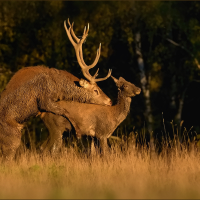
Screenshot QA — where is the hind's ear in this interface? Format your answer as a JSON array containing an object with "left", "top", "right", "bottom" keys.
[
  {"left": 117, "top": 77, "right": 126, "bottom": 88},
  {"left": 111, "top": 76, "right": 119, "bottom": 84},
  {"left": 118, "top": 77, "right": 126, "bottom": 82}
]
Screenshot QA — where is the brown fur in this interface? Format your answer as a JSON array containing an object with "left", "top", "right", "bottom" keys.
[
  {"left": 0, "top": 65, "right": 111, "bottom": 160},
  {"left": 40, "top": 76, "right": 141, "bottom": 154}
]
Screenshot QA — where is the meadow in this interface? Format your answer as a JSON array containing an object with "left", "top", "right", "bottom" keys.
[{"left": 0, "top": 133, "right": 200, "bottom": 199}]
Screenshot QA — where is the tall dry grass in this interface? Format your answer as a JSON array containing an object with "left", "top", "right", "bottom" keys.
[{"left": 0, "top": 134, "right": 200, "bottom": 199}]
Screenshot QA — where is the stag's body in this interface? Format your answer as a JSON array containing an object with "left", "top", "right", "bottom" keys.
[
  {"left": 41, "top": 76, "right": 141, "bottom": 153},
  {"left": 0, "top": 66, "right": 111, "bottom": 160}
]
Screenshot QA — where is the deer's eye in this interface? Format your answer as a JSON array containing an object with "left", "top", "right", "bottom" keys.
[{"left": 94, "top": 89, "right": 99, "bottom": 95}]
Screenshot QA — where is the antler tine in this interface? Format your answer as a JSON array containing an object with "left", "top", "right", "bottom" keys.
[
  {"left": 79, "top": 43, "right": 101, "bottom": 70},
  {"left": 83, "top": 26, "right": 86, "bottom": 35},
  {"left": 67, "top": 18, "right": 80, "bottom": 43},
  {"left": 78, "top": 42, "right": 102, "bottom": 83},
  {"left": 83, "top": 24, "right": 89, "bottom": 35},
  {"left": 64, "top": 19, "right": 88, "bottom": 70},
  {"left": 86, "top": 23, "right": 89, "bottom": 35},
  {"left": 93, "top": 69, "right": 112, "bottom": 83},
  {"left": 81, "top": 68, "right": 111, "bottom": 84},
  {"left": 64, "top": 20, "right": 76, "bottom": 48},
  {"left": 67, "top": 18, "right": 72, "bottom": 26},
  {"left": 84, "top": 68, "right": 99, "bottom": 82},
  {"left": 88, "top": 43, "right": 101, "bottom": 69},
  {"left": 93, "top": 68, "right": 99, "bottom": 79}
]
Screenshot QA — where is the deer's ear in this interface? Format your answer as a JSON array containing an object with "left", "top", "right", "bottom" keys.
[
  {"left": 111, "top": 76, "right": 119, "bottom": 84},
  {"left": 119, "top": 77, "right": 126, "bottom": 82},
  {"left": 79, "top": 79, "right": 89, "bottom": 88},
  {"left": 116, "top": 77, "right": 126, "bottom": 88}
]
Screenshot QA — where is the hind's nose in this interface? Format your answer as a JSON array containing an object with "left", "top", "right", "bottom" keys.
[{"left": 136, "top": 88, "right": 141, "bottom": 95}]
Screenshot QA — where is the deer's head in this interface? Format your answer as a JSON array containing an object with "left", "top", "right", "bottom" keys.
[
  {"left": 79, "top": 79, "right": 112, "bottom": 106},
  {"left": 111, "top": 76, "right": 141, "bottom": 97},
  {"left": 65, "top": 19, "right": 112, "bottom": 106}
]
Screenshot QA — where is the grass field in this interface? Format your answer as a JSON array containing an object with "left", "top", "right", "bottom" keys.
[{"left": 0, "top": 135, "right": 200, "bottom": 199}]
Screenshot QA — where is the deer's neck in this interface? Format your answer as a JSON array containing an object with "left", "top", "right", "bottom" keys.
[
  {"left": 65, "top": 85, "right": 92, "bottom": 103},
  {"left": 113, "top": 91, "right": 132, "bottom": 124},
  {"left": 73, "top": 86, "right": 93, "bottom": 103},
  {"left": 51, "top": 70, "right": 93, "bottom": 103}
]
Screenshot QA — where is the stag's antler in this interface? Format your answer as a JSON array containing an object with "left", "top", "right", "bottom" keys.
[{"left": 64, "top": 19, "right": 112, "bottom": 84}]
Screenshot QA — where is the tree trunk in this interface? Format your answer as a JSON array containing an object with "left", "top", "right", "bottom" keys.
[{"left": 135, "top": 32, "right": 154, "bottom": 152}]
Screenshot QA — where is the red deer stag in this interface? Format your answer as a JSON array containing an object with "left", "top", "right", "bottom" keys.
[
  {"left": 0, "top": 19, "right": 111, "bottom": 161},
  {"left": 40, "top": 76, "right": 141, "bottom": 154}
]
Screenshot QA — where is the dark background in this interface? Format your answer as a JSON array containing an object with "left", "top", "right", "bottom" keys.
[{"left": 1, "top": 1, "right": 200, "bottom": 146}]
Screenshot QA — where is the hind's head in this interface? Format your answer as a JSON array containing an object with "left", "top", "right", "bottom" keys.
[{"left": 111, "top": 76, "right": 141, "bottom": 97}]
